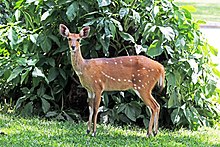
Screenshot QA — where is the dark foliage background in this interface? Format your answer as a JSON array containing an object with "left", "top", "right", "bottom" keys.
[{"left": 0, "top": 0, "right": 219, "bottom": 130}]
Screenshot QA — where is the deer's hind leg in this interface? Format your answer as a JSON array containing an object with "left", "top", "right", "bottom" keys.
[{"left": 136, "top": 88, "right": 160, "bottom": 137}]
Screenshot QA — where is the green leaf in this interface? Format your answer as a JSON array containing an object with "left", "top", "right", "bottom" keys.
[
  {"left": 40, "top": 37, "right": 52, "bottom": 53},
  {"left": 37, "top": 84, "right": 46, "bottom": 97},
  {"left": 48, "top": 34, "right": 60, "bottom": 47},
  {"left": 66, "top": 2, "right": 79, "bottom": 21},
  {"left": 21, "top": 67, "right": 32, "bottom": 84},
  {"left": 110, "top": 18, "right": 123, "bottom": 31},
  {"left": 124, "top": 101, "right": 141, "bottom": 121},
  {"left": 83, "top": 19, "right": 97, "bottom": 26},
  {"left": 119, "top": 32, "right": 135, "bottom": 43},
  {"left": 159, "top": 26, "right": 175, "bottom": 41},
  {"left": 7, "top": 66, "right": 24, "bottom": 82},
  {"left": 119, "top": 114, "right": 131, "bottom": 123},
  {"left": 168, "top": 89, "right": 180, "bottom": 108},
  {"left": 47, "top": 58, "right": 55, "bottom": 67},
  {"left": 116, "top": 103, "right": 126, "bottom": 114},
  {"left": 119, "top": 8, "right": 129, "bottom": 19},
  {"left": 30, "top": 34, "right": 38, "bottom": 44},
  {"left": 102, "top": 92, "right": 109, "bottom": 107},
  {"left": 59, "top": 69, "right": 67, "bottom": 80},
  {"left": 131, "top": 9, "right": 140, "bottom": 23},
  {"left": 181, "top": 5, "right": 196, "bottom": 12},
  {"left": 45, "top": 111, "right": 58, "bottom": 117},
  {"left": 21, "top": 102, "right": 33, "bottom": 116},
  {"left": 147, "top": 40, "right": 163, "bottom": 57},
  {"left": 48, "top": 67, "right": 59, "bottom": 82},
  {"left": 97, "top": 33, "right": 110, "bottom": 56},
  {"left": 41, "top": 98, "right": 50, "bottom": 113},
  {"left": 14, "top": 0, "right": 24, "bottom": 9},
  {"left": 32, "top": 67, "right": 44, "bottom": 77},
  {"left": 97, "top": 0, "right": 111, "bottom": 7},
  {"left": 171, "top": 108, "right": 180, "bottom": 124},
  {"left": 41, "top": 10, "right": 51, "bottom": 21},
  {"left": 108, "top": 22, "right": 116, "bottom": 39},
  {"left": 166, "top": 72, "right": 176, "bottom": 93},
  {"left": 22, "top": 10, "right": 34, "bottom": 29},
  {"left": 32, "top": 67, "right": 49, "bottom": 83},
  {"left": 15, "top": 96, "right": 27, "bottom": 109},
  {"left": 17, "top": 58, "right": 27, "bottom": 66},
  {"left": 43, "top": 94, "right": 54, "bottom": 100},
  {"left": 27, "top": 58, "right": 38, "bottom": 66},
  {"left": 209, "top": 45, "right": 218, "bottom": 56},
  {"left": 8, "top": 27, "right": 18, "bottom": 45},
  {"left": 104, "top": 21, "right": 111, "bottom": 37},
  {"left": 15, "top": 9, "right": 21, "bottom": 21},
  {"left": 212, "top": 67, "right": 220, "bottom": 78}
]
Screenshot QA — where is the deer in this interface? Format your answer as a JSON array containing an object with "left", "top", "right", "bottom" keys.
[{"left": 59, "top": 24, "right": 165, "bottom": 137}]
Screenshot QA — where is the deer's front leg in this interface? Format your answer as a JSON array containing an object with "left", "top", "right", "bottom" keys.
[
  {"left": 87, "top": 91, "right": 95, "bottom": 134},
  {"left": 92, "top": 91, "right": 102, "bottom": 137}
]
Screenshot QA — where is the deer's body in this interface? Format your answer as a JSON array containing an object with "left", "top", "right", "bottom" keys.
[
  {"left": 74, "top": 55, "right": 164, "bottom": 92},
  {"left": 60, "top": 24, "right": 165, "bottom": 137}
]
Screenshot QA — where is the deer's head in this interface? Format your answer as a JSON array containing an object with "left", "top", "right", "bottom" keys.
[{"left": 59, "top": 24, "right": 90, "bottom": 51}]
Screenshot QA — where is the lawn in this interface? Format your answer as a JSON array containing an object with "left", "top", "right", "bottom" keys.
[
  {"left": 175, "top": 0, "right": 220, "bottom": 22},
  {"left": 0, "top": 114, "right": 219, "bottom": 147}
]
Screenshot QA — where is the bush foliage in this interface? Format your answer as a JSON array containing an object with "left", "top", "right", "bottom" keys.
[{"left": 0, "top": 0, "right": 219, "bottom": 129}]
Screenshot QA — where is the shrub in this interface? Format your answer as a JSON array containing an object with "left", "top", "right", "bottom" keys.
[{"left": 0, "top": 0, "right": 219, "bottom": 129}]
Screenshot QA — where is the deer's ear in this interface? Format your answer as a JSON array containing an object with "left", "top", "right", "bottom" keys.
[
  {"left": 79, "top": 26, "right": 90, "bottom": 38},
  {"left": 59, "top": 24, "right": 69, "bottom": 38}
]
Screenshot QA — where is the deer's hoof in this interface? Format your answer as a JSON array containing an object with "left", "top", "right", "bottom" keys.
[
  {"left": 86, "top": 130, "right": 90, "bottom": 134},
  {"left": 153, "top": 130, "right": 159, "bottom": 136},
  {"left": 92, "top": 131, "right": 96, "bottom": 137},
  {"left": 146, "top": 132, "right": 153, "bottom": 138}
]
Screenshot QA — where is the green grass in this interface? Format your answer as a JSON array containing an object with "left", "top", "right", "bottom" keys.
[
  {"left": 175, "top": 0, "right": 220, "bottom": 22},
  {"left": 0, "top": 114, "right": 220, "bottom": 146}
]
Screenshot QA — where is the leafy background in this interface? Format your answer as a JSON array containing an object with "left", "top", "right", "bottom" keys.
[{"left": 0, "top": 0, "right": 219, "bottom": 130}]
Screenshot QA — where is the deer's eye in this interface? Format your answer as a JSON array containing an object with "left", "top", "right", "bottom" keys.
[
  {"left": 76, "top": 39, "right": 80, "bottom": 42},
  {"left": 68, "top": 38, "right": 71, "bottom": 41}
]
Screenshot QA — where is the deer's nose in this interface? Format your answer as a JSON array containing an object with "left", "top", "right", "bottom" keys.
[{"left": 71, "top": 46, "right": 76, "bottom": 50}]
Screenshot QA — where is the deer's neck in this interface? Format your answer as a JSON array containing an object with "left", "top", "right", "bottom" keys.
[{"left": 70, "top": 46, "right": 85, "bottom": 74}]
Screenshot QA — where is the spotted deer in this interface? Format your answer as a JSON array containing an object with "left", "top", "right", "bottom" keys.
[{"left": 59, "top": 24, "right": 165, "bottom": 137}]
